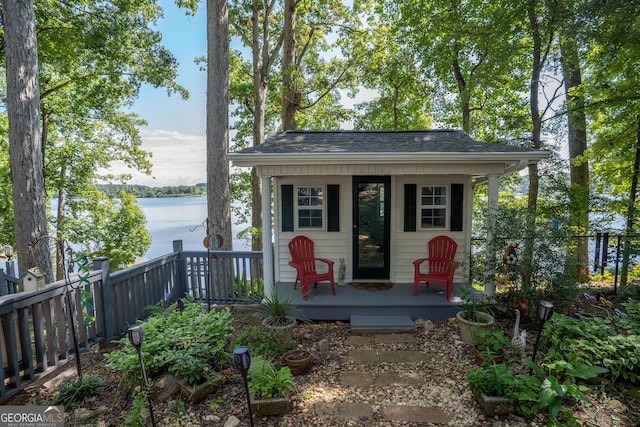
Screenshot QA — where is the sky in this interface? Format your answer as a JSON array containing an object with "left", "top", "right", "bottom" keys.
[
  {"left": 115, "top": 0, "right": 374, "bottom": 186},
  {"left": 120, "top": 0, "right": 209, "bottom": 186}
]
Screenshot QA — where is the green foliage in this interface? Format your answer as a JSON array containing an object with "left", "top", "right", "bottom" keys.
[
  {"left": 520, "top": 360, "right": 608, "bottom": 421},
  {"left": 543, "top": 310, "right": 640, "bottom": 383},
  {"left": 105, "top": 301, "right": 233, "bottom": 386},
  {"left": 67, "top": 190, "right": 151, "bottom": 271},
  {"left": 230, "top": 325, "right": 286, "bottom": 361},
  {"left": 248, "top": 360, "right": 297, "bottom": 400},
  {"left": 96, "top": 184, "right": 206, "bottom": 198},
  {"left": 123, "top": 389, "right": 149, "bottom": 427},
  {"left": 52, "top": 375, "right": 103, "bottom": 407},
  {"left": 459, "top": 285, "right": 492, "bottom": 323},
  {"left": 473, "top": 329, "right": 510, "bottom": 360},
  {"left": 166, "top": 397, "right": 187, "bottom": 424},
  {"left": 467, "top": 363, "right": 519, "bottom": 401},
  {"left": 262, "top": 292, "right": 297, "bottom": 325}
]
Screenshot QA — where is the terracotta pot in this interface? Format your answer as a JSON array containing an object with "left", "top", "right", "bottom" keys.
[
  {"left": 283, "top": 349, "right": 313, "bottom": 375},
  {"left": 473, "top": 347, "right": 505, "bottom": 366}
]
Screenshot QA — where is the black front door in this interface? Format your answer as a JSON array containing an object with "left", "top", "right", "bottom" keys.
[{"left": 352, "top": 176, "right": 391, "bottom": 280}]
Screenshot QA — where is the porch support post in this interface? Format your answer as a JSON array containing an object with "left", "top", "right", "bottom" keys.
[
  {"left": 261, "top": 176, "right": 274, "bottom": 298},
  {"left": 485, "top": 174, "right": 499, "bottom": 296}
]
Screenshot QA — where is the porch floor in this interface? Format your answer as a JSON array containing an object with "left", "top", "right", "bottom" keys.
[{"left": 275, "top": 281, "right": 465, "bottom": 321}]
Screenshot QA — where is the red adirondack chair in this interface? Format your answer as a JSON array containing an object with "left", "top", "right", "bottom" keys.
[
  {"left": 413, "top": 235, "right": 458, "bottom": 301},
  {"left": 288, "top": 236, "right": 336, "bottom": 300}
]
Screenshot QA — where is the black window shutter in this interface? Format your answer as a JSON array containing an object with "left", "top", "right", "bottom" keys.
[
  {"left": 281, "top": 185, "right": 293, "bottom": 232},
  {"left": 450, "top": 183, "right": 464, "bottom": 231},
  {"left": 404, "top": 184, "right": 417, "bottom": 232},
  {"left": 327, "top": 185, "right": 340, "bottom": 232}
]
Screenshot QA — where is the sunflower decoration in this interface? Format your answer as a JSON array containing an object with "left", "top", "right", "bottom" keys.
[
  {"left": 502, "top": 243, "right": 519, "bottom": 265},
  {"left": 493, "top": 274, "right": 510, "bottom": 289}
]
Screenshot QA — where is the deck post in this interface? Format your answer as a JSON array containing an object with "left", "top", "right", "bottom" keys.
[
  {"left": 173, "top": 240, "right": 188, "bottom": 299},
  {"left": 485, "top": 174, "right": 499, "bottom": 296},
  {"left": 93, "top": 257, "right": 113, "bottom": 344},
  {"left": 262, "top": 176, "right": 274, "bottom": 298}
]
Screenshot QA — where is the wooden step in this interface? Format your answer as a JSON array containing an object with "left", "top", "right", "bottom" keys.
[{"left": 350, "top": 315, "right": 416, "bottom": 334}]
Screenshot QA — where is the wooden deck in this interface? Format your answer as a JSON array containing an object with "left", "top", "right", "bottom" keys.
[{"left": 276, "top": 281, "right": 465, "bottom": 321}]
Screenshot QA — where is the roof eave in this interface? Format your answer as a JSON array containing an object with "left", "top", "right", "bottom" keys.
[{"left": 227, "top": 151, "right": 550, "bottom": 168}]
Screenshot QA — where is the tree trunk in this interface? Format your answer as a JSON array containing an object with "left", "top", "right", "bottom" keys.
[
  {"left": 3, "top": 0, "right": 53, "bottom": 281},
  {"left": 56, "top": 165, "right": 67, "bottom": 280},
  {"left": 281, "top": 0, "right": 297, "bottom": 131},
  {"left": 251, "top": 83, "right": 266, "bottom": 251},
  {"left": 206, "top": 0, "right": 233, "bottom": 251},
  {"left": 560, "top": 33, "right": 589, "bottom": 281},
  {"left": 621, "top": 117, "right": 640, "bottom": 286},
  {"left": 452, "top": 56, "right": 471, "bottom": 134},
  {"left": 522, "top": 1, "right": 544, "bottom": 290}
]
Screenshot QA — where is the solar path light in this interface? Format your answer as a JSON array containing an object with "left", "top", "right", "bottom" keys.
[
  {"left": 128, "top": 326, "right": 156, "bottom": 427},
  {"left": 233, "top": 346, "right": 254, "bottom": 427},
  {"left": 530, "top": 300, "right": 554, "bottom": 372}
]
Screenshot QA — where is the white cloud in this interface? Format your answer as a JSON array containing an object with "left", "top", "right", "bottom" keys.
[{"left": 103, "top": 129, "right": 207, "bottom": 186}]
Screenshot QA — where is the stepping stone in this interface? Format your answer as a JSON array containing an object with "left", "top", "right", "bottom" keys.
[
  {"left": 344, "top": 335, "right": 374, "bottom": 346},
  {"left": 348, "top": 350, "right": 379, "bottom": 362},
  {"left": 374, "top": 333, "right": 419, "bottom": 344},
  {"left": 340, "top": 371, "right": 375, "bottom": 387},
  {"left": 314, "top": 402, "right": 374, "bottom": 421},
  {"left": 383, "top": 405, "right": 451, "bottom": 424},
  {"left": 378, "top": 350, "right": 429, "bottom": 363},
  {"left": 350, "top": 315, "right": 415, "bottom": 334}
]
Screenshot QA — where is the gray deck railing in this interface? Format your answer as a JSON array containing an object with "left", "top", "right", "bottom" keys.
[
  {"left": 0, "top": 269, "right": 19, "bottom": 296},
  {"left": 0, "top": 246, "right": 264, "bottom": 403}
]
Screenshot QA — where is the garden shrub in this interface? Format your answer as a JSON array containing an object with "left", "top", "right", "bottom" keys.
[
  {"left": 542, "top": 301, "right": 640, "bottom": 383},
  {"left": 105, "top": 300, "right": 233, "bottom": 386},
  {"left": 230, "top": 325, "right": 286, "bottom": 360}
]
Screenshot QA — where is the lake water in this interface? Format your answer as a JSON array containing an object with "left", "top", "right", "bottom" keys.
[
  {"left": 139, "top": 197, "right": 250, "bottom": 259},
  {"left": 50, "top": 197, "right": 250, "bottom": 261}
]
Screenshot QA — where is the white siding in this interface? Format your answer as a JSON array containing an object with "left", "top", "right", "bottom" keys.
[
  {"left": 275, "top": 176, "right": 352, "bottom": 284},
  {"left": 273, "top": 174, "right": 473, "bottom": 286},
  {"left": 393, "top": 176, "right": 472, "bottom": 284}
]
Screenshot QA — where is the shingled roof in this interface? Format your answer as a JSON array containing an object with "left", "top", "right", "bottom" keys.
[
  {"left": 233, "top": 130, "right": 542, "bottom": 154},
  {"left": 228, "top": 130, "right": 549, "bottom": 169}
]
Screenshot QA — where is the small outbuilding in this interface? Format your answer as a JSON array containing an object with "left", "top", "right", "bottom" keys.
[{"left": 228, "top": 130, "right": 549, "bottom": 308}]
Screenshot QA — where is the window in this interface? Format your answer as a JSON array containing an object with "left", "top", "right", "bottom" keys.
[
  {"left": 297, "top": 186, "right": 323, "bottom": 228},
  {"left": 420, "top": 186, "right": 447, "bottom": 228}
]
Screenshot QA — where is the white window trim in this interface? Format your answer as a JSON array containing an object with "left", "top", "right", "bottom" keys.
[
  {"left": 419, "top": 184, "right": 448, "bottom": 229},
  {"left": 295, "top": 185, "right": 325, "bottom": 230}
]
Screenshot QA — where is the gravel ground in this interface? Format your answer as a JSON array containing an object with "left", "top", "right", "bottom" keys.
[{"left": 12, "top": 302, "right": 640, "bottom": 427}]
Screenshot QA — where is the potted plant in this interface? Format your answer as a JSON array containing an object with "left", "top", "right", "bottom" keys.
[
  {"left": 466, "top": 363, "right": 518, "bottom": 416},
  {"left": 262, "top": 292, "right": 297, "bottom": 347},
  {"left": 472, "top": 330, "right": 510, "bottom": 366},
  {"left": 248, "top": 359, "right": 297, "bottom": 416},
  {"left": 168, "top": 343, "right": 224, "bottom": 403},
  {"left": 456, "top": 286, "right": 495, "bottom": 345},
  {"left": 283, "top": 348, "right": 313, "bottom": 375}
]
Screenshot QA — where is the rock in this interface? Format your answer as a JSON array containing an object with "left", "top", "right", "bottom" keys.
[
  {"left": 414, "top": 318, "right": 426, "bottom": 328},
  {"left": 318, "top": 338, "right": 330, "bottom": 352},
  {"left": 203, "top": 414, "right": 221, "bottom": 422},
  {"left": 424, "top": 320, "right": 436, "bottom": 331},
  {"left": 223, "top": 415, "right": 241, "bottom": 427},
  {"left": 151, "top": 373, "right": 178, "bottom": 401}
]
